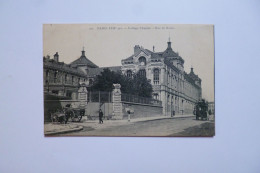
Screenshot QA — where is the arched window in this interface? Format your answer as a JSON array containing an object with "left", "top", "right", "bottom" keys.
[
  {"left": 138, "top": 56, "right": 146, "bottom": 65},
  {"left": 126, "top": 70, "right": 132, "bottom": 78},
  {"left": 153, "top": 68, "right": 159, "bottom": 85},
  {"left": 138, "top": 69, "right": 146, "bottom": 77}
]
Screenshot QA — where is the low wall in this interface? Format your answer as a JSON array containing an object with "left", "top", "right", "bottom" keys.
[
  {"left": 122, "top": 102, "right": 163, "bottom": 119},
  {"left": 85, "top": 102, "right": 163, "bottom": 119},
  {"left": 45, "top": 100, "right": 163, "bottom": 121},
  {"left": 86, "top": 102, "right": 113, "bottom": 117}
]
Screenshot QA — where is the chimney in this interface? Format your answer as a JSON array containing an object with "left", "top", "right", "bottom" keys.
[
  {"left": 134, "top": 45, "right": 140, "bottom": 54},
  {"left": 54, "top": 52, "right": 59, "bottom": 62},
  {"left": 153, "top": 46, "right": 155, "bottom": 52},
  {"left": 191, "top": 67, "right": 194, "bottom": 73}
]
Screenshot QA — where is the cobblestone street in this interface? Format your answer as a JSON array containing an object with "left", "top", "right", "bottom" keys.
[{"left": 51, "top": 115, "right": 214, "bottom": 137}]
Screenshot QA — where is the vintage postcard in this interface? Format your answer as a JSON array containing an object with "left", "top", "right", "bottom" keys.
[{"left": 43, "top": 24, "right": 215, "bottom": 137}]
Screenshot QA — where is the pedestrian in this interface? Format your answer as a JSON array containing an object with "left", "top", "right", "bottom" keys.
[
  {"left": 127, "top": 109, "right": 131, "bottom": 122},
  {"left": 99, "top": 109, "right": 103, "bottom": 124}
]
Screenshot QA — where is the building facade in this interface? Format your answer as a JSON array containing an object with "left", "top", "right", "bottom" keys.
[
  {"left": 43, "top": 49, "right": 98, "bottom": 99},
  {"left": 44, "top": 39, "right": 202, "bottom": 116},
  {"left": 121, "top": 39, "right": 202, "bottom": 116}
]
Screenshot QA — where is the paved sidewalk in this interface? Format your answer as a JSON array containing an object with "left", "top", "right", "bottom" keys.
[
  {"left": 79, "top": 114, "right": 196, "bottom": 132},
  {"left": 44, "top": 114, "right": 196, "bottom": 135},
  {"left": 44, "top": 123, "right": 83, "bottom": 136}
]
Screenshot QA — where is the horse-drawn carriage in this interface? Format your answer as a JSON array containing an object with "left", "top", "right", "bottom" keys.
[
  {"left": 193, "top": 99, "right": 209, "bottom": 121},
  {"left": 51, "top": 104, "right": 85, "bottom": 124}
]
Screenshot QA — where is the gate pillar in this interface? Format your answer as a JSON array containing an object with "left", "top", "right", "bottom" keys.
[
  {"left": 78, "top": 83, "right": 88, "bottom": 109},
  {"left": 112, "top": 84, "right": 123, "bottom": 120}
]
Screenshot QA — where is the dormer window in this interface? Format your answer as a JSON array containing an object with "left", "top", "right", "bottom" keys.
[{"left": 138, "top": 56, "right": 146, "bottom": 66}]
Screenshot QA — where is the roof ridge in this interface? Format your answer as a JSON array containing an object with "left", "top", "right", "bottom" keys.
[{"left": 70, "top": 55, "right": 98, "bottom": 68}]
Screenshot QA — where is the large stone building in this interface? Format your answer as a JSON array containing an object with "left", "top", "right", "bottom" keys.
[
  {"left": 121, "top": 39, "right": 202, "bottom": 116},
  {"left": 44, "top": 39, "right": 202, "bottom": 116}
]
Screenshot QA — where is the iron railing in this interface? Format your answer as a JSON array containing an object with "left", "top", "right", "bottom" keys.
[
  {"left": 88, "top": 91, "right": 112, "bottom": 103},
  {"left": 121, "top": 93, "right": 162, "bottom": 106},
  {"left": 87, "top": 91, "right": 161, "bottom": 106}
]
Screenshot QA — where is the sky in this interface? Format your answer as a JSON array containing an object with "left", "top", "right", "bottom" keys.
[{"left": 43, "top": 24, "right": 214, "bottom": 101}]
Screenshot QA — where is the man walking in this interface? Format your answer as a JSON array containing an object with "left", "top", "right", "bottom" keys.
[{"left": 99, "top": 109, "right": 103, "bottom": 124}]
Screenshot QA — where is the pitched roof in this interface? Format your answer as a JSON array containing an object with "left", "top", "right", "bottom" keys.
[
  {"left": 162, "top": 47, "right": 179, "bottom": 58},
  {"left": 70, "top": 55, "right": 99, "bottom": 68},
  {"left": 122, "top": 41, "right": 185, "bottom": 64},
  {"left": 123, "top": 47, "right": 152, "bottom": 62},
  {"left": 43, "top": 58, "right": 87, "bottom": 77},
  {"left": 124, "top": 55, "right": 134, "bottom": 61}
]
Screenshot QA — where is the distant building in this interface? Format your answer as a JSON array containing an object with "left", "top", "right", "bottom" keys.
[
  {"left": 121, "top": 39, "right": 202, "bottom": 116},
  {"left": 208, "top": 102, "right": 215, "bottom": 114}
]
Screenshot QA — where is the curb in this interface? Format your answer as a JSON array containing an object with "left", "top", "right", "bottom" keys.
[
  {"left": 131, "top": 115, "right": 195, "bottom": 123},
  {"left": 45, "top": 126, "right": 83, "bottom": 136}
]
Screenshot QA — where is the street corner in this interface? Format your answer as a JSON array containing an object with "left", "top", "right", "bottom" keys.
[{"left": 44, "top": 123, "right": 83, "bottom": 136}]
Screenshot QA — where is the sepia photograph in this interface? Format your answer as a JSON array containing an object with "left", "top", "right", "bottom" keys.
[
  {"left": 2, "top": 0, "right": 260, "bottom": 172},
  {"left": 43, "top": 24, "right": 215, "bottom": 137}
]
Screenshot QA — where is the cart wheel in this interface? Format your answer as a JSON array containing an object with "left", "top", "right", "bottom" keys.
[
  {"left": 65, "top": 109, "right": 75, "bottom": 122},
  {"left": 77, "top": 115, "right": 83, "bottom": 122},
  {"left": 75, "top": 110, "right": 84, "bottom": 122},
  {"left": 51, "top": 114, "right": 58, "bottom": 123}
]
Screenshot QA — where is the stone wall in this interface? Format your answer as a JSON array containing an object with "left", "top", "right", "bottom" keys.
[
  {"left": 85, "top": 102, "right": 113, "bottom": 117},
  {"left": 122, "top": 102, "right": 163, "bottom": 119}
]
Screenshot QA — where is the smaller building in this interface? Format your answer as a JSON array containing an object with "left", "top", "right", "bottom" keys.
[{"left": 43, "top": 49, "right": 96, "bottom": 99}]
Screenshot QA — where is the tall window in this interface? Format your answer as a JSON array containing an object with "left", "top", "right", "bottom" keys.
[
  {"left": 138, "top": 56, "right": 146, "bottom": 65},
  {"left": 138, "top": 69, "right": 146, "bottom": 77},
  {"left": 167, "top": 72, "right": 170, "bottom": 85},
  {"left": 65, "top": 74, "right": 67, "bottom": 83},
  {"left": 153, "top": 68, "right": 159, "bottom": 85},
  {"left": 45, "top": 70, "right": 49, "bottom": 84},
  {"left": 54, "top": 71, "right": 58, "bottom": 83},
  {"left": 126, "top": 70, "right": 132, "bottom": 78},
  {"left": 72, "top": 76, "right": 74, "bottom": 85}
]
